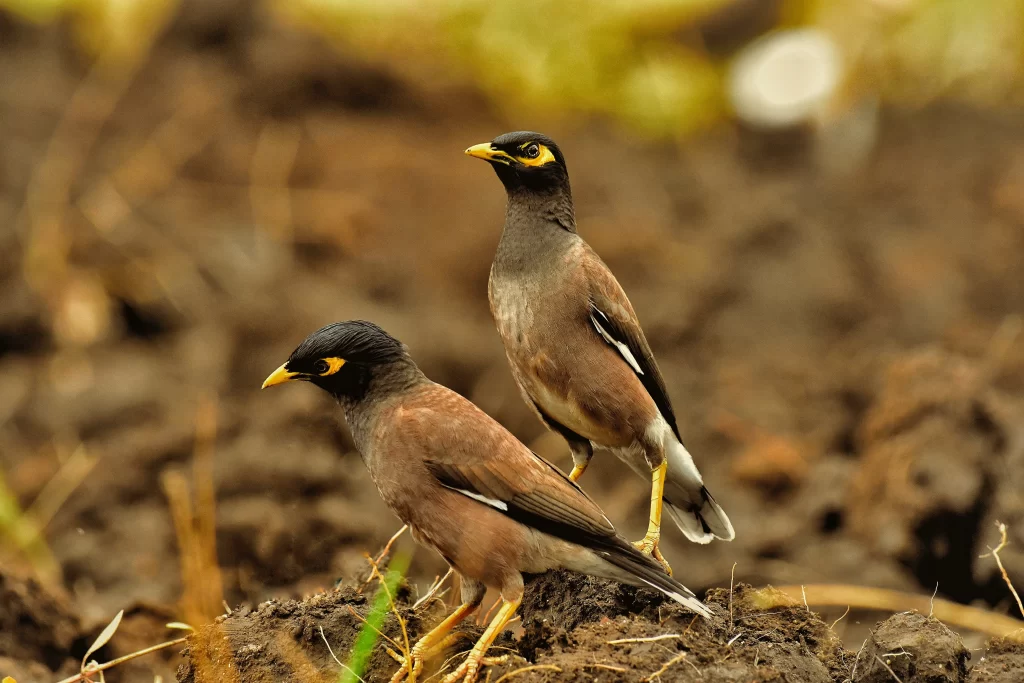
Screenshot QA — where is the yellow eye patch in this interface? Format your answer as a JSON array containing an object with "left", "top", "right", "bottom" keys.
[
  {"left": 514, "top": 143, "right": 556, "bottom": 167},
  {"left": 319, "top": 357, "right": 346, "bottom": 376}
]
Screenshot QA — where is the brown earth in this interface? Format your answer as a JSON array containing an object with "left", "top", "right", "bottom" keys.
[
  {"left": 1, "top": 0, "right": 1024, "bottom": 681},
  {"left": 170, "top": 575, "right": 1019, "bottom": 682}
]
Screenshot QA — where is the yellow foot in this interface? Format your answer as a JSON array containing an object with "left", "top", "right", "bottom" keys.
[
  {"left": 389, "top": 632, "right": 471, "bottom": 683},
  {"left": 388, "top": 649, "right": 423, "bottom": 683},
  {"left": 440, "top": 654, "right": 509, "bottom": 683},
  {"left": 633, "top": 535, "right": 673, "bottom": 576},
  {"left": 568, "top": 465, "right": 585, "bottom": 482}
]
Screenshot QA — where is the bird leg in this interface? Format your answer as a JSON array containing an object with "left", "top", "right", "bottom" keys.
[
  {"left": 567, "top": 441, "right": 593, "bottom": 483},
  {"left": 633, "top": 461, "right": 672, "bottom": 575},
  {"left": 389, "top": 601, "right": 476, "bottom": 683},
  {"left": 440, "top": 596, "right": 521, "bottom": 683}
]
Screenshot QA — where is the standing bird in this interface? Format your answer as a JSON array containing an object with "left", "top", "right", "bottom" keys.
[
  {"left": 262, "top": 321, "right": 711, "bottom": 683},
  {"left": 466, "top": 132, "right": 735, "bottom": 573}
]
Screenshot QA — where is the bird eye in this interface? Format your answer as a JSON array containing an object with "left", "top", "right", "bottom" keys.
[
  {"left": 524, "top": 144, "right": 540, "bottom": 159},
  {"left": 313, "top": 360, "right": 330, "bottom": 374}
]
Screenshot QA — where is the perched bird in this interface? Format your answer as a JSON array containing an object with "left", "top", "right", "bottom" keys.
[
  {"left": 263, "top": 321, "right": 711, "bottom": 683},
  {"left": 466, "top": 132, "right": 735, "bottom": 573}
]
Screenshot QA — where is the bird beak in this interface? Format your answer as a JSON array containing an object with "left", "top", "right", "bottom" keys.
[
  {"left": 262, "top": 363, "right": 298, "bottom": 389},
  {"left": 465, "top": 143, "right": 513, "bottom": 165}
]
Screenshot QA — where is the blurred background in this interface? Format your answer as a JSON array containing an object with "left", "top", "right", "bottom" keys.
[{"left": 1, "top": 0, "right": 1024, "bottom": 679}]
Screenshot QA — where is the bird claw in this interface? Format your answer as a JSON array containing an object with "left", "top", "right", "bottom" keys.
[
  {"left": 388, "top": 649, "right": 427, "bottom": 683},
  {"left": 440, "top": 654, "right": 509, "bottom": 683},
  {"left": 633, "top": 535, "right": 673, "bottom": 576}
]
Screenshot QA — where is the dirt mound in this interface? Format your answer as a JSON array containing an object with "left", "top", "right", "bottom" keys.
[
  {"left": 174, "top": 580, "right": 513, "bottom": 683},
  {"left": 514, "top": 576, "right": 846, "bottom": 682},
  {"left": 854, "top": 611, "right": 969, "bottom": 683},
  {"left": 173, "top": 574, "right": 1024, "bottom": 681},
  {"left": 0, "top": 573, "right": 80, "bottom": 680},
  {"left": 170, "top": 574, "right": 892, "bottom": 682},
  {"left": 968, "top": 637, "right": 1024, "bottom": 683}
]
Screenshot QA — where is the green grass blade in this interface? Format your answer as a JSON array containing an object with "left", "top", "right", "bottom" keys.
[{"left": 342, "top": 551, "right": 410, "bottom": 683}]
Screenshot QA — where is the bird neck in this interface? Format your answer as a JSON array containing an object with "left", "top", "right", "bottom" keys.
[
  {"left": 337, "top": 360, "right": 425, "bottom": 433},
  {"left": 506, "top": 185, "right": 576, "bottom": 234},
  {"left": 493, "top": 187, "right": 578, "bottom": 276}
]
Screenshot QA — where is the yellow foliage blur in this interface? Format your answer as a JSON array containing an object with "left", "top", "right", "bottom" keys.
[{"left": 1, "top": 0, "right": 1022, "bottom": 135}]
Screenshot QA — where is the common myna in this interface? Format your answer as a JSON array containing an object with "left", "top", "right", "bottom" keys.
[
  {"left": 262, "top": 321, "right": 711, "bottom": 683},
  {"left": 466, "top": 132, "right": 735, "bottom": 573}
]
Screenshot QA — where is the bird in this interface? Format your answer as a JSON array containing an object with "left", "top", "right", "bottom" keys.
[
  {"left": 465, "top": 131, "right": 735, "bottom": 574},
  {"left": 262, "top": 320, "right": 712, "bottom": 683}
]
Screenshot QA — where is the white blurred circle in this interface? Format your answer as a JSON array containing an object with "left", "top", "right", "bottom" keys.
[{"left": 729, "top": 29, "right": 842, "bottom": 128}]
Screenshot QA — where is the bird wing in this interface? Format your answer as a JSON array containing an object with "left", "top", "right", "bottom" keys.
[
  {"left": 398, "top": 387, "right": 622, "bottom": 549},
  {"left": 424, "top": 454, "right": 623, "bottom": 547},
  {"left": 585, "top": 258, "right": 681, "bottom": 441}
]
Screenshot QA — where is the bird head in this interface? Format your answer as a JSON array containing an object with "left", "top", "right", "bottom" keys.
[
  {"left": 465, "top": 131, "right": 568, "bottom": 193},
  {"left": 262, "top": 320, "right": 409, "bottom": 401}
]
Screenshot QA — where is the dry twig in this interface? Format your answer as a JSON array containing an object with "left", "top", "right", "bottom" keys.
[
  {"left": 365, "top": 555, "right": 411, "bottom": 657},
  {"left": 644, "top": 652, "right": 694, "bottom": 681},
  {"left": 580, "top": 663, "right": 627, "bottom": 673},
  {"left": 319, "top": 624, "right": 368, "bottom": 683},
  {"left": 413, "top": 567, "right": 453, "bottom": 610},
  {"left": 776, "top": 584, "right": 1023, "bottom": 637},
  {"left": 55, "top": 637, "right": 187, "bottom": 683},
  {"left": 980, "top": 521, "right": 1024, "bottom": 620},
  {"left": 491, "top": 665, "right": 562, "bottom": 683},
  {"left": 26, "top": 443, "right": 97, "bottom": 531},
  {"left": 608, "top": 634, "right": 680, "bottom": 645},
  {"left": 830, "top": 605, "right": 851, "bottom": 630},
  {"left": 360, "top": 525, "right": 409, "bottom": 592},
  {"left": 728, "top": 561, "right": 737, "bottom": 631}
]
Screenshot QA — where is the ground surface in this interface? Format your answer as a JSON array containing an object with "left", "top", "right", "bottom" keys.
[
  {"left": 1, "top": 2, "right": 1024, "bottom": 681},
  {"left": 172, "top": 576, "right": 1018, "bottom": 682}
]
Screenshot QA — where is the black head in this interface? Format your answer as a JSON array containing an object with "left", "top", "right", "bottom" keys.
[
  {"left": 465, "top": 131, "right": 568, "bottom": 193},
  {"left": 262, "top": 321, "right": 411, "bottom": 401}
]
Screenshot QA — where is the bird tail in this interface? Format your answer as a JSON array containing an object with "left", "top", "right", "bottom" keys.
[
  {"left": 663, "top": 437, "right": 735, "bottom": 543},
  {"left": 665, "top": 488, "right": 734, "bottom": 544},
  {"left": 596, "top": 546, "right": 712, "bottom": 619}
]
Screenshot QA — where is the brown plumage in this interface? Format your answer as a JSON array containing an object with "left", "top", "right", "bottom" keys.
[
  {"left": 262, "top": 321, "right": 711, "bottom": 683},
  {"left": 466, "top": 132, "right": 735, "bottom": 574}
]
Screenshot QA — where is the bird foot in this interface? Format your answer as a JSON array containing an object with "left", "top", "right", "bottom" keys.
[
  {"left": 387, "top": 646, "right": 430, "bottom": 683},
  {"left": 633, "top": 535, "right": 673, "bottom": 576},
  {"left": 390, "top": 631, "right": 474, "bottom": 683},
  {"left": 388, "top": 651, "right": 422, "bottom": 683},
  {"left": 440, "top": 654, "right": 509, "bottom": 683}
]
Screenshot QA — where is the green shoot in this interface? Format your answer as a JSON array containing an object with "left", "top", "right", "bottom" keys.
[
  {"left": 343, "top": 551, "right": 410, "bottom": 683},
  {"left": 0, "top": 469, "right": 60, "bottom": 583}
]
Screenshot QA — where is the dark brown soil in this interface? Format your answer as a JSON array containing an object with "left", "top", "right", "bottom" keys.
[
  {"left": 514, "top": 577, "right": 848, "bottom": 682},
  {"left": 968, "top": 638, "right": 1024, "bottom": 683},
  {"left": 170, "top": 574, "right": 1019, "bottom": 682},
  {"left": 853, "top": 611, "right": 969, "bottom": 683},
  {"left": 0, "top": 573, "right": 79, "bottom": 678},
  {"left": 2, "top": 0, "right": 1024, "bottom": 681},
  {"left": 175, "top": 581, "right": 508, "bottom": 683}
]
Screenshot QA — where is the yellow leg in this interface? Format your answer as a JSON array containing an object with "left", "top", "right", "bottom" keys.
[
  {"left": 390, "top": 602, "right": 476, "bottom": 683},
  {"left": 633, "top": 462, "right": 672, "bottom": 575},
  {"left": 440, "top": 597, "right": 521, "bottom": 683},
  {"left": 568, "top": 444, "right": 592, "bottom": 483}
]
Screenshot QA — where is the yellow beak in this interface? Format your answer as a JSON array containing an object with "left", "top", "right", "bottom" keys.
[
  {"left": 465, "top": 143, "right": 511, "bottom": 163},
  {"left": 262, "top": 363, "right": 297, "bottom": 389}
]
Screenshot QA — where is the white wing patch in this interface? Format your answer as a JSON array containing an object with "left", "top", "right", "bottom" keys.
[
  {"left": 455, "top": 488, "right": 509, "bottom": 511},
  {"left": 590, "top": 309, "right": 644, "bottom": 375}
]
